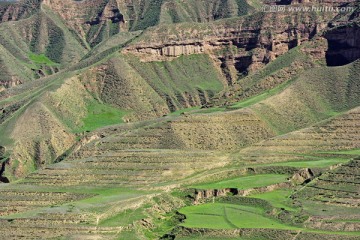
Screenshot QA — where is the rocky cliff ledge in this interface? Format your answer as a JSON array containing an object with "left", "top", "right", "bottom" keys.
[
  {"left": 124, "top": 11, "right": 334, "bottom": 86},
  {"left": 125, "top": 11, "right": 328, "bottom": 60}
]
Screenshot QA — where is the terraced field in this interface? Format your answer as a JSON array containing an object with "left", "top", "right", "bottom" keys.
[
  {"left": 295, "top": 159, "right": 360, "bottom": 209},
  {"left": 21, "top": 149, "right": 228, "bottom": 187},
  {"left": 0, "top": 187, "right": 152, "bottom": 240},
  {"left": 87, "top": 109, "right": 275, "bottom": 151},
  {"left": 0, "top": 123, "right": 359, "bottom": 239},
  {"left": 237, "top": 107, "right": 360, "bottom": 164}
]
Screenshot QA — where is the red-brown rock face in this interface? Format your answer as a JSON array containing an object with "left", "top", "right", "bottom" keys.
[{"left": 124, "top": 10, "right": 334, "bottom": 84}]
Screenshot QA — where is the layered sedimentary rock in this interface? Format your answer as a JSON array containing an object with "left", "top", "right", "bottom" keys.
[
  {"left": 124, "top": 10, "right": 334, "bottom": 84},
  {"left": 135, "top": 43, "right": 205, "bottom": 57}
]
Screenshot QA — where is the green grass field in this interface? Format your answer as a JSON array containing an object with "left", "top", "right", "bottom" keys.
[
  {"left": 319, "top": 149, "right": 360, "bottom": 155},
  {"left": 29, "top": 53, "right": 59, "bottom": 66},
  {"left": 27, "top": 53, "right": 60, "bottom": 71},
  {"left": 250, "top": 189, "right": 297, "bottom": 211},
  {"left": 179, "top": 203, "right": 298, "bottom": 230},
  {"left": 76, "top": 102, "right": 128, "bottom": 132},
  {"left": 190, "top": 174, "right": 289, "bottom": 190}
]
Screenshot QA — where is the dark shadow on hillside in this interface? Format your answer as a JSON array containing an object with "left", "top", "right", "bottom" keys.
[
  {"left": 0, "top": 162, "right": 9, "bottom": 183},
  {"left": 0, "top": 146, "right": 9, "bottom": 183},
  {"left": 325, "top": 25, "right": 360, "bottom": 66}
]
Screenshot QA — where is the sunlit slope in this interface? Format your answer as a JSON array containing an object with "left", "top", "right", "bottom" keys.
[
  {"left": 245, "top": 60, "right": 360, "bottom": 134},
  {"left": 79, "top": 53, "right": 226, "bottom": 121}
]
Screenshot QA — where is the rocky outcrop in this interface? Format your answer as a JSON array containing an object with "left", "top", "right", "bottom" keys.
[
  {"left": 0, "top": 77, "right": 22, "bottom": 88},
  {"left": 126, "top": 10, "right": 332, "bottom": 56},
  {"left": 133, "top": 42, "right": 204, "bottom": 58},
  {"left": 290, "top": 168, "right": 315, "bottom": 185},
  {"left": 0, "top": 162, "right": 9, "bottom": 183},
  {"left": 194, "top": 182, "right": 291, "bottom": 203},
  {"left": 194, "top": 188, "right": 237, "bottom": 201}
]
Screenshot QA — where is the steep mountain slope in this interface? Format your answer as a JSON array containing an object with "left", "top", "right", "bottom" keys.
[
  {"left": 0, "top": 2, "right": 87, "bottom": 88},
  {"left": 0, "top": 0, "right": 257, "bottom": 89},
  {"left": 0, "top": 0, "right": 40, "bottom": 23}
]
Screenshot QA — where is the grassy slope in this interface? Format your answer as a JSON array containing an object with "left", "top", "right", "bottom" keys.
[
  {"left": 0, "top": 43, "right": 34, "bottom": 83},
  {"left": 78, "top": 101, "right": 127, "bottom": 132},
  {"left": 125, "top": 53, "right": 224, "bottom": 110},
  {"left": 0, "top": 30, "right": 143, "bottom": 177},
  {"left": 245, "top": 60, "right": 360, "bottom": 134},
  {"left": 159, "top": 0, "right": 253, "bottom": 25},
  {"left": 127, "top": 0, "right": 254, "bottom": 30},
  {"left": 42, "top": 75, "right": 128, "bottom": 133},
  {"left": 224, "top": 47, "right": 308, "bottom": 110},
  {"left": 251, "top": 189, "right": 296, "bottom": 211}
]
